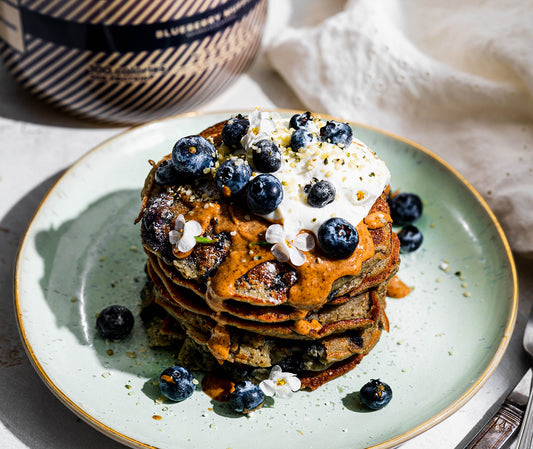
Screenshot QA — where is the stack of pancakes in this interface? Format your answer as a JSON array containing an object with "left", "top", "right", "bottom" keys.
[{"left": 137, "top": 121, "right": 400, "bottom": 390}]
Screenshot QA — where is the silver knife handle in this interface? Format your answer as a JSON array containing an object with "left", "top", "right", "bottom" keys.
[{"left": 463, "top": 400, "right": 524, "bottom": 449}]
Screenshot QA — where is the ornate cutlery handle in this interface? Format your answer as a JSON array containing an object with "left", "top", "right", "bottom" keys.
[
  {"left": 464, "top": 400, "right": 523, "bottom": 449},
  {"left": 516, "top": 377, "right": 533, "bottom": 449}
]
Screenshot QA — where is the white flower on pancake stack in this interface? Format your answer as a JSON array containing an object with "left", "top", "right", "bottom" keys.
[
  {"left": 259, "top": 365, "right": 301, "bottom": 399},
  {"left": 241, "top": 109, "right": 289, "bottom": 151},
  {"left": 169, "top": 214, "right": 202, "bottom": 253},
  {"left": 265, "top": 224, "right": 315, "bottom": 267}
]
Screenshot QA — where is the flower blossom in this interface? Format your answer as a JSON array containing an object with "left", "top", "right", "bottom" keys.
[
  {"left": 241, "top": 110, "right": 280, "bottom": 150},
  {"left": 169, "top": 214, "right": 202, "bottom": 253},
  {"left": 265, "top": 224, "right": 315, "bottom": 267},
  {"left": 259, "top": 365, "right": 301, "bottom": 399}
]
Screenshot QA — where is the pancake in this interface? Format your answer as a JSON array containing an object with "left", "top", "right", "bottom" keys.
[
  {"left": 136, "top": 110, "right": 401, "bottom": 390},
  {"left": 140, "top": 277, "right": 387, "bottom": 390}
]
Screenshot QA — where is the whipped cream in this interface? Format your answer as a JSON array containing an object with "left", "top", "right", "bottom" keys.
[{"left": 239, "top": 110, "right": 391, "bottom": 238}]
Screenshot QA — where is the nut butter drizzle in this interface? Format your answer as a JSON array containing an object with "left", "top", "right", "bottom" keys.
[
  {"left": 173, "top": 196, "right": 378, "bottom": 312},
  {"left": 142, "top": 159, "right": 390, "bottom": 363}
]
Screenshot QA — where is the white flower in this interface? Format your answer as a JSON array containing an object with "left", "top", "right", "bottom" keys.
[
  {"left": 169, "top": 214, "right": 202, "bottom": 253},
  {"left": 265, "top": 224, "right": 315, "bottom": 267},
  {"left": 259, "top": 365, "right": 301, "bottom": 399},
  {"left": 241, "top": 110, "right": 280, "bottom": 150}
]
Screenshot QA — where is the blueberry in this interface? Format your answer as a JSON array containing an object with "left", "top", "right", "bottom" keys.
[
  {"left": 96, "top": 305, "right": 134, "bottom": 341},
  {"left": 307, "top": 180, "right": 336, "bottom": 208},
  {"left": 171, "top": 135, "right": 217, "bottom": 178},
  {"left": 389, "top": 192, "right": 423, "bottom": 225},
  {"left": 359, "top": 379, "right": 392, "bottom": 410},
  {"left": 252, "top": 139, "right": 282, "bottom": 173},
  {"left": 229, "top": 380, "right": 265, "bottom": 414},
  {"left": 246, "top": 174, "right": 283, "bottom": 215},
  {"left": 215, "top": 159, "right": 252, "bottom": 196},
  {"left": 319, "top": 121, "right": 353, "bottom": 147},
  {"left": 158, "top": 366, "right": 195, "bottom": 402},
  {"left": 289, "top": 111, "right": 312, "bottom": 130},
  {"left": 155, "top": 159, "right": 179, "bottom": 185},
  {"left": 140, "top": 193, "right": 175, "bottom": 259},
  {"left": 290, "top": 128, "right": 314, "bottom": 151},
  {"left": 222, "top": 115, "right": 250, "bottom": 149},
  {"left": 317, "top": 217, "right": 358, "bottom": 259},
  {"left": 398, "top": 224, "right": 423, "bottom": 253}
]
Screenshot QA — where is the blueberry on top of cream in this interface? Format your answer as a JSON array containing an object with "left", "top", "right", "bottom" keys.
[{"left": 239, "top": 110, "right": 390, "bottom": 239}]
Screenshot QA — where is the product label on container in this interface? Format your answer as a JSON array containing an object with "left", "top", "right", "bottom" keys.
[
  {"left": 86, "top": 18, "right": 253, "bottom": 85},
  {"left": 7, "top": 0, "right": 260, "bottom": 53},
  {"left": 0, "top": 0, "right": 25, "bottom": 52}
]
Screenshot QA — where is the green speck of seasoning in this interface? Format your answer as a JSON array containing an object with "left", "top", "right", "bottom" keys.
[
  {"left": 250, "top": 241, "right": 270, "bottom": 246},
  {"left": 195, "top": 236, "right": 218, "bottom": 244}
]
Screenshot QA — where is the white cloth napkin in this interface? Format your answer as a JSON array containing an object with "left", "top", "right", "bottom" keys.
[{"left": 266, "top": 0, "right": 533, "bottom": 257}]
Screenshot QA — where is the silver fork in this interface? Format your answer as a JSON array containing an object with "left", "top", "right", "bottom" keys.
[{"left": 515, "top": 306, "right": 533, "bottom": 449}]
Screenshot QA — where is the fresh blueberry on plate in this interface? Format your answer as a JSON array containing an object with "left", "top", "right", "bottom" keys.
[
  {"left": 289, "top": 111, "right": 312, "bottom": 130},
  {"left": 154, "top": 159, "right": 179, "bottom": 185},
  {"left": 159, "top": 366, "right": 195, "bottom": 402},
  {"left": 215, "top": 159, "right": 252, "bottom": 196},
  {"left": 389, "top": 192, "right": 423, "bottom": 225},
  {"left": 96, "top": 305, "right": 134, "bottom": 341},
  {"left": 246, "top": 173, "right": 283, "bottom": 215},
  {"left": 319, "top": 121, "right": 353, "bottom": 147},
  {"left": 290, "top": 128, "right": 314, "bottom": 151},
  {"left": 252, "top": 139, "right": 282, "bottom": 173},
  {"left": 171, "top": 135, "right": 217, "bottom": 178},
  {"left": 398, "top": 224, "right": 423, "bottom": 253},
  {"left": 359, "top": 379, "right": 392, "bottom": 410},
  {"left": 307, "top": 180, "right": 336, "bottom": 208},
  {"left": 317, "top": 217, "right": 358, "bottom": 259},
  {"left": 222, "top": 115, "right": 250, "bottom": 149},
  {"left": 229, "top": 380, "right": 265, "bottom": 414}
]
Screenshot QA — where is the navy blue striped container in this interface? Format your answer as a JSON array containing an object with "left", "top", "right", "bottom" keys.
[{"left": 0, "top": 0, "right": 267, "bottom": 123}]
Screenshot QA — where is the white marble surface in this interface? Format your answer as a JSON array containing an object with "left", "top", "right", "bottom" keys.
[{"left": 1, "top": 4, "right": 532, "bottom": 449}]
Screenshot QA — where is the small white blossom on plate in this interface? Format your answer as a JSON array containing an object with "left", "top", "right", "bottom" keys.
[
  {"left": 265, "top": 224, "right": 315, "bottom": 267},
  {"left": 169, "top": 214, "right": 202, "bottom": 253},
  {"left": 259, "top": 365, "right": 301, "bottom": 399}
]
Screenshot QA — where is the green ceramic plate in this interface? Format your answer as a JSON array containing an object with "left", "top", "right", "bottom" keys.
[{"left": 15, "top": 110, "right": 517, "bottom": 449}]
